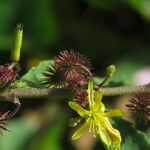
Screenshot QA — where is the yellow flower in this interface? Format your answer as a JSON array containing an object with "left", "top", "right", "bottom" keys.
[{"left": 69, "top": 81, "right": 124, "bottom": 150}]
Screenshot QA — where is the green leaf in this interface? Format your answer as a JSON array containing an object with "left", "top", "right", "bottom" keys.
[
  {"left": 111, "top": 118, "right": 150, "bottom": 150},
  {"left": 14, "top": 60, "right": 53, "bottom": 89}
]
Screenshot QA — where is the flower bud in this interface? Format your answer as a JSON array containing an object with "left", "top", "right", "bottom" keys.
[
  {"left": 10, "top": 24, "right": 23, "bottom": 62},
  {"left": 106, "top": 65, "right": 116, "bottom": 77}
]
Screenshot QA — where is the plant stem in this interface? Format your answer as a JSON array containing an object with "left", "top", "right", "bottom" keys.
[
  {"left": 101, "top": 84, "right": 150, "bottom": 96},
  {"left": 0, "top": 84, "right": 150, "bottom": 100},
  {"left": 0, "top": 88, "right": 72, "bottom": 100}
]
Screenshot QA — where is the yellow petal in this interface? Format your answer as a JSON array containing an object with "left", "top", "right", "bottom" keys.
[
  {"left": 71, "top": 121, "right": 89, "bottom": 140},
  {"left": 98, "top": 117, "right": 121, "bottom": 150},
  {"left": 99, "top": 102, "right": 105, "bottom": 112},
  {"left": 88, "top": 80, "right": 94, "bottom": 108},
  {"left": 103, "top": 109, "right": 125, "bottom": 117},
  {"left": 97, "top": 120, "right": 111, "bottom": 147},
  {"left": 93, "top": 90, "right": 103, "bottom": 111},
  {"left": 68, "top": 101, "right": 89, "bottom": 118}
]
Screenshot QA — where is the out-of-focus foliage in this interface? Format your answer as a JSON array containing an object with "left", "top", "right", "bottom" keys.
[
  {"left": 126, "top": 0, "right": 150, "bottom": 20},
  {"left": 111, "top": 118, "right": 150, "bottom": 150},
  {"left": 0, "top": 0, "right": 150, "bottom": 65},
  {"left": 0, "top": 118, "right": 39, "bottom": 150},
  {"left": 28, "top": 111, "right": 68, "bottom": 150}
]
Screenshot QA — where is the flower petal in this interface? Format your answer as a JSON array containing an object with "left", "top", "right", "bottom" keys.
[
  {"left": 88, "top": 80, "right": 94, "bottom": 108},
  {"left": 97, "top": 122, "right": 111, "bottom": 147},
  {"left": 98, "top": 117, "right": 121, "bottom": 150},
  {"left": 68, "top": 101, "right": 89, "bottom": 118},
  {"left": 71, "top": 121, "right": 89, "bottom": 140},
  {"left": 103, "top": 109, "right": 125, "bottom": 117},
  {"left": 93, "top": 90, "right": 103, "bottom": 111}
]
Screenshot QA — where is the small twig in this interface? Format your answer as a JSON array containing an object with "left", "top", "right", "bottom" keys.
[
  {"left": 98, "top": 76, "right": 109, "bottom": 87},
  {"left": 0, "top": 95, "right": 21, "bottom": 119}
]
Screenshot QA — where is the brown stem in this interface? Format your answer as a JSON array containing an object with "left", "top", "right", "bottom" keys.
[
  {"left": 0, "top": 95, "right": 21, "bottom": 119},
  {"left": 0, "top": 84, "right": 149, "bottom": 100}
]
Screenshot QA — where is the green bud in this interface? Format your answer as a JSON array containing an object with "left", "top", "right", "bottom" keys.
[
  {"left": 106, "top": 65, "right": 116, "bottom": 77},
  {"left": 10, "top": 24, "right": 23, "bottom": 62},
  {"left": 68, "top": 117, "right": 81, "bottom": 127}
]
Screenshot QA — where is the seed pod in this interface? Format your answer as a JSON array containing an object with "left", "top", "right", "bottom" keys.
[
  {"left": 53, "top": 50, "right": 92, "bottom": 78},
  {"left": 66, "top": 73, "right": 87, "bottom": 91},
  {"left": 10, "top": 24, "right": 23, "bottom": 62},
  {"left": 126, "top": 92, "right": 150, "bottom": 127},
  {"left": 0, "top": 62, "right": 20, "bottom": 91},
  {"left": 75, "top": 89, "right": 88, "bottom": 106}
]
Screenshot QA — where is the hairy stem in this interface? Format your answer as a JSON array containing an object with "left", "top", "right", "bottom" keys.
[
  {"left": 0, "top": 84, "right": 150, "bottom": 100},
  {"left": 101, "top": 84, "right": 150, "bottom": 96}
]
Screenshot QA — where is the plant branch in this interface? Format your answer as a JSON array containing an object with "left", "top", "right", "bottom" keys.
[
  {"left": 0, "top": 84, "right": 150, "bottom": 100},
  {"left": 0, "top": 88, "right": 73, "bottom": 100},
  {"left": 101, "top": 84, "right": 150, "bottom": 96}
]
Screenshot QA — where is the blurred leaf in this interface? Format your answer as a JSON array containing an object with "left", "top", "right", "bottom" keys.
[
  {"left": 111, "top": 118, "right": 150, "bottom": 150},
  {"left": 115, "top": 59, "right": 142, "bottom": 86},
  {"left": 93, "top": 59, "right": 143, "bottom": 87},
  {"left": 36, "top": 113, "right": 66, "bottom": 150},
  {"left": 92, "top": 76, "right": 104, "bottom": 85},
  {"left": 0, "top": 0, "right": 21, "bottom": 49},
  {"left": 0, "top": 118, "right": 39, "bottom": 150},
  {"left": 27, "top": 108, "right": 68, "bottom": 150},
  {"left": 125, "top": 0, "right": 150, "bottom": 20},
  {"left": 107, "top": 61, "right": 141, "bottom": 86},
  {"left": 92, "top": 76, "right": 125, "bottom": 87},
  {"left": 14, "top": 60, "right": 53, "bottom": 89},
  {"left": 27, "top": 0, "right": 58, "bottom": 45}
]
